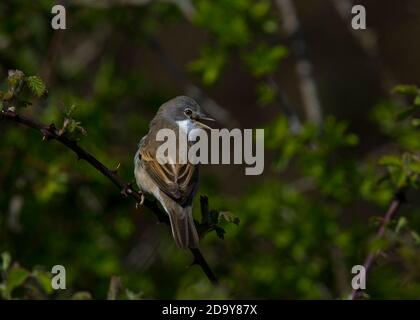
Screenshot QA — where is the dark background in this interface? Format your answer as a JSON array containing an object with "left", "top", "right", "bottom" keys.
[{"left": 1, "top": 0, "right": 420, "bottom": 299}]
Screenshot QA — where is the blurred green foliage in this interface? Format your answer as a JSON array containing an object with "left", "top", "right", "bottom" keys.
[{"left": 1, "top": 0, "right": 420, "bottom": 300}]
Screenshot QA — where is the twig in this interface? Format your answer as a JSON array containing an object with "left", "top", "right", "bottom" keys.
[
  {"left": 350, "top": 190, "right": 405, "bottom": 299},
  {"left": 0, "top": 108, "right": 219, "bottom": 285}
]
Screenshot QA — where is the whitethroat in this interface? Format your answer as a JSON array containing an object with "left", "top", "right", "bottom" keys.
[{"left": 134, "top": 96, "right": 214, "bottom": 248}]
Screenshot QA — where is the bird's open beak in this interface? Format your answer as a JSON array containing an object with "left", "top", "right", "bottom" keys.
[{"left": 193, "top": 111, "right": 215, "bottom": 130}]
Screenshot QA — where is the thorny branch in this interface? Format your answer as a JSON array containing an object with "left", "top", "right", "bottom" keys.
[{"left": 0, "top": 108, "right": 219, "bottom": 285}]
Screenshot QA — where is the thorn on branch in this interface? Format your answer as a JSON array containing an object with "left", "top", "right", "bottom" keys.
[
  {"left": 41, "top": 123, "right": 56, "bottom": 141},
  {"left": 112, "top": 163, "right": 121, "bottom": 174}
]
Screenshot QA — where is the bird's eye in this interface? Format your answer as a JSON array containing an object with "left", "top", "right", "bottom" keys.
[{"left": 184, "top": 108, "right": 193, "bottom": 117}]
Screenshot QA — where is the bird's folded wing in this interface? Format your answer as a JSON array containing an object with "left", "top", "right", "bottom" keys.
[{"left": 139, "top": 143, "right": 198, "bottom": 207}]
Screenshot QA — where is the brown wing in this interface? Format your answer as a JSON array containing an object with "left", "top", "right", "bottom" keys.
[{"left": 139, "top": 132, "right": 199, "bottom": 207}]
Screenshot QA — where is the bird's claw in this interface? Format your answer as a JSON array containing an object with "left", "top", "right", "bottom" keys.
[{"left": 136, "top": 191, "right": 145, "bottom": 209}]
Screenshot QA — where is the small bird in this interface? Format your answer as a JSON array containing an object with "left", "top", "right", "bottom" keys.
[{"left": 134, "top": 96, "right": 214, "bottom": 248}]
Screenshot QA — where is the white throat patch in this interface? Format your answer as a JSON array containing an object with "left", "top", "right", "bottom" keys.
[
  {"left": 176, "top": 119, "right": 201, "bottom": 141},
  {"left": 176, "top": 119, "right": 195, "bottom": 135}
]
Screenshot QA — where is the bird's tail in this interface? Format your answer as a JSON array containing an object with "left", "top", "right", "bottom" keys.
[{"left": 167, "top": 205, "right": 199, "bottom": 249}]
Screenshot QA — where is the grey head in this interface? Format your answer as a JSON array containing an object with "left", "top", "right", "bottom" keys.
[{"left": 151, "top": 96, "right": 214, "bottom": 128}]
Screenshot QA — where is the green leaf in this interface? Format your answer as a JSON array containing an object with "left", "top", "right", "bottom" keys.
[
  {"left": 218, "top": 211, "right": 240, "bottom": 226},
  {"left": 189, "top": 47, "right": 226, "bottom": 86},
  {"left": 1, "top": 252, "right": 11, "bottom": 271},
  {"left": 411, "top": 231, "right": 420, "bottom": 245},
  {"left": 60, "top": 118, "right": 87, "bottom": 136},
  {"left": 368, "top": 237, "right": 389, "bottom": 252},
  {"left": 25, "top": 76, "right": 46, "bottom": 97},
  {"left": 72, "top": 291, "right": 92, "bottom": 300},
  {"left": 244, "top": 44, "right": 288, "bottom": 77},
  {"left": 125, "top": 289, "right": 143, "bottom": 300},
  {"left": 393, "top": 85, "right": 419, "bottom": 96},
  {"left": 396, "top": 107, "right": 415, "bottom": 121},
  {"left": 37, "top": 166, "right": 69, "bottom": 202},
  {"left": 396, "top": 170, "right": 408, "bottom": 188},
  {"left": 193, "top": 0, "right": 250, "bottom": 46},
  {"left": 407, "top": 158, "right": 420, "bottom": 174},
  {"left": 257, "top": 83, "right": 276, "bottom": 106},
  {"left": 262, "top": 20, "right": 278, "bottom": 33},
  {"left": 0, "top": 284, "right": 8, "bottom": 300},
  {"left": 411, "top": 118, "right": 420, "bottom": 127},
  {"left": 65, "top": 104, "right": 77, "bottom": 117},
  {"left": 32, "top": 270, "right": 53, "bottom": 294},
  {"left": 57, "top": 105, "right": 87, "bottom": 139},
  {"left": 379, "top": 155, "right": 401, "bottom": 167},
  {"left": 395, "top": 217, "right": 407, "bottom": 234},
  {"left": 250, "top": 1, "right": 270, "bottom": 18},
  {"left": 6, "top": 266, "right": 29, "bottom": 296}
]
